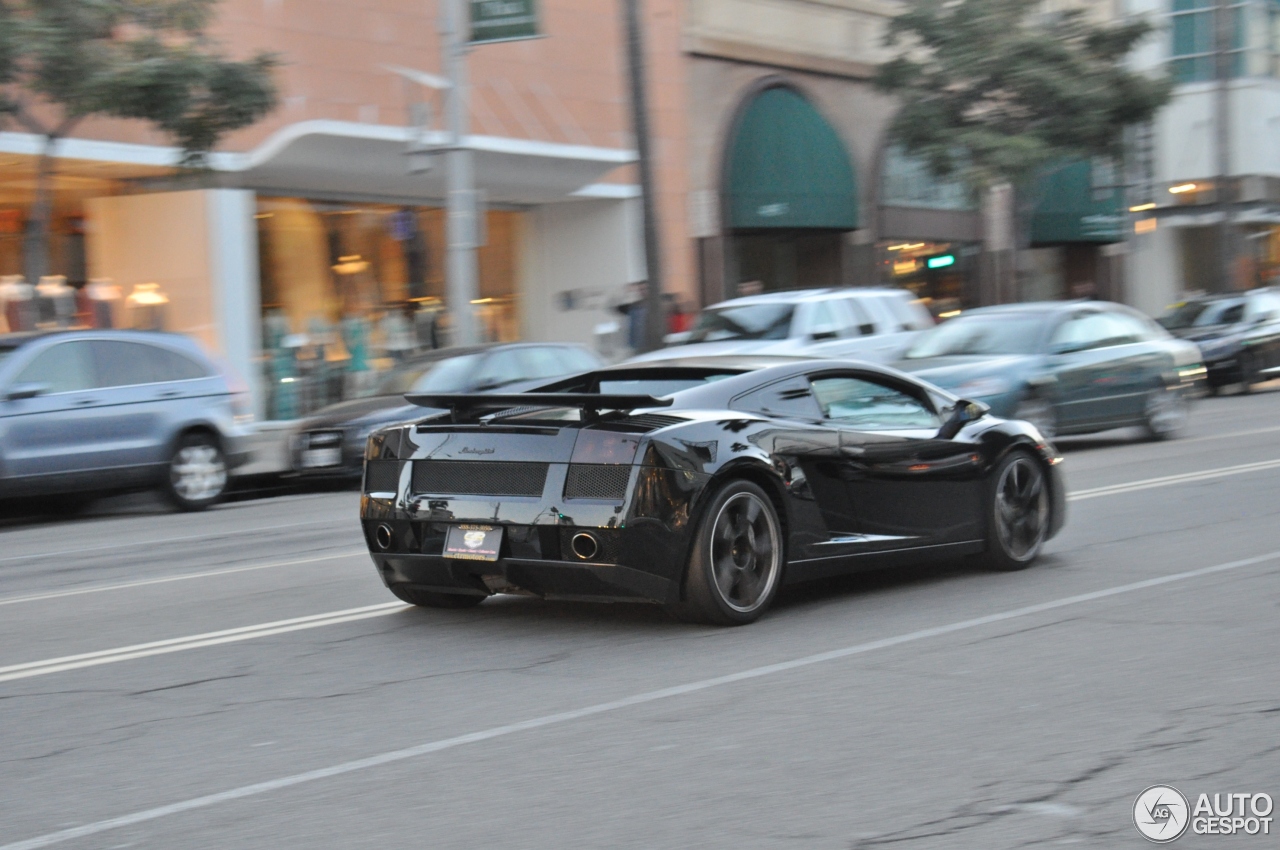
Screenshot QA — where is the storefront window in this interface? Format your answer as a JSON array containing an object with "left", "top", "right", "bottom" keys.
[
  {"left": 877, "top": 240, "right": 977, "bottom": 318},
  {"left": 255, "top": 196, "right": 522, "bottom": 420}
]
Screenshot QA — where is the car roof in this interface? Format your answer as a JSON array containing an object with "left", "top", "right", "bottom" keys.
[
  {"left": 957, "top": 300, "right": 1121, "bottom": 317},
  {"left": 0, "top": 328, "right": 207, "bottom": 350},
  {"left": 706, "top": 288, "right": 914, "bottom": 309}
]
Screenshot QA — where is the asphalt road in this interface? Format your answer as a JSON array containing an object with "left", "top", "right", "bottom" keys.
[{"left": 2, "top": 387, "right": 1279, "bottom": 849}]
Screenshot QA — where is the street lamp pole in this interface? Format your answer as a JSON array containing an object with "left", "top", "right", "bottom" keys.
[{"left": 443, "top": 0, "right": 480, "bottom": 345}]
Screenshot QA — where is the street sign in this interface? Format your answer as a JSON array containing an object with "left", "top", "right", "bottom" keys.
[{"left": 470, "top": 0, "right": 540, "bottom": 44}]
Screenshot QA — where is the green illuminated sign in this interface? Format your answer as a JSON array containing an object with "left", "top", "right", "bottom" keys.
[
  {"left": 470, "top": 0, "right": 540, "bottom": 44},
  {"left": 926, "top": 254, "right": 956, "bottom": 269}
]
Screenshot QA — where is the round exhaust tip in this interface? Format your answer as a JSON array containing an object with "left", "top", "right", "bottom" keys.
[
  {"left": 374, "top": 524, "right": 394, "bottom": 551},
  {"left": 570, "top": 532, "right": 599, "bottom": 561}
]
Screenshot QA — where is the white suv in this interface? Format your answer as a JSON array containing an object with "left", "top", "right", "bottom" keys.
[{"left": 629, "top": 288, "right": 934, "bottom": 365}]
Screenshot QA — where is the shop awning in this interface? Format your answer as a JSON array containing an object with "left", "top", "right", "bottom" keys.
[
  {"left": 726, "top": 87, "right": 859, "bottom": 231},
  {"left": 1031, "top": 160, "right": 1125, "bottom": 244},
  {"left": 235, "top": 121, "right": 634, "bottom": 205}
]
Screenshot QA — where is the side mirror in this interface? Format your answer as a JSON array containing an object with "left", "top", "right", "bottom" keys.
[
  {"left": 5, "top": 382, "right": 49, "bottom": 401},
  {"left": 936, "top": 399, "right": 990, "bottom": 440},
  {"left": 858, "top": 323, "right": 876, "bottom": 336}
]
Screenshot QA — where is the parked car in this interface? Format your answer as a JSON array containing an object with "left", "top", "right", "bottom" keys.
[
  {"left": 626, "top": 288, "right": 933, "bottom": 365},
  {"left": 358, "top": 356, "right": 1065, "bottom": 624},
  {"left": 895, "top": 301, "right": 1205, "bottom": 440},
  {"left": 1156, "top": 289, "right": 1280, "bottom": 393},
  {"left": 0, "top": 330, "right": 252, "bottom": 510},
  {"left": 289, "top": 342, "right": 603, "bottom": 479}
]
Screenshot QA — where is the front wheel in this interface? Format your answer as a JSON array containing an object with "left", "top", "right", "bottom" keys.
[
  {"left": 1013, "top": 395, "right": 1057, "bottom": 440},
  {"left": 668, "top": 480, "right": 783, "bottom": 626},
  {"left": 1143, "top": 387, "right": 1189, "bottom": 441},
  {"left": 983, "top": 451, "right": 1050, "bottom": 572},
  {"left": 163, "top": 433, "right": 228, "bottom": 511}
]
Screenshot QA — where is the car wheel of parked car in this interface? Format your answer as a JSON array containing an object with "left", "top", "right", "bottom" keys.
[
  {"left": 1013, "top": 395, "right": 1057, "bottom": 440},
  {"left": 984, "top": 451, "right": 1050, "bottom": 572},
  {"left": 1239, "top": 350, "right": 1262, "bottom": 394},
  {"left": 389, "top": 585, "right": 486, "bottom": 609},
  {"left": 668, "top": 480, "right": 783, "bottom": 626},
  {"left": 1143, "top": 387, "right": 1189, "bottom": 440},
  {"left": 164, "top": 433, "right": 228, "bottom": 511}
]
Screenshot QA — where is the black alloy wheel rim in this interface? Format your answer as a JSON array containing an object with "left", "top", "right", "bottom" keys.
[
  {"left": 995, "top": 457, "right": 1049, "bottom": 560},
  {"left": 710, "top": 492, "right": 781, "bottom": 613}
]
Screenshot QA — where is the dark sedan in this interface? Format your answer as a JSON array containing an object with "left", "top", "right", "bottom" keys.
[
  {"left": 290, "top": 342, "right": 602, "bottom": 478},
  {"left": 895, "top": 302, "right": 1205, "bottom": 440},
  {"left": 1157, "top": 289, "right": 1280, "bottom": 393},
  {"left": 360, "top": 357, "right": 1066, "bottom": 625}
]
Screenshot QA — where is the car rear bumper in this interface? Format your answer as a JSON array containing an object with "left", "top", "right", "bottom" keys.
[{"left": 371, "top": 553, "right": 675, "bottom": 603}]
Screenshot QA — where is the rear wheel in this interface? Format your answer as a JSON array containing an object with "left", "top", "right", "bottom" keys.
[
  {"left": 389, "top": 585, "right": 486, "bottom": 609},
  {"left": 668, "top": 480, "right": 783, "bottom": 626},
  {"left": 1143, "top": 386, "right": 1189, "bottom": 441},
  {"left": 1013, "top": 395, "right": 1056, "bottom": 440},
  {"left": 163, "top": 433, "right": 228, "bottom": 511},
  {"left": 984, "top": 451, "right": 1050, "bottom": 572}
]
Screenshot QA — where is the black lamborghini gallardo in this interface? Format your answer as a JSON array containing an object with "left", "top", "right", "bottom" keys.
[{"left": 360, "top": 357, "right": 1066, "bottom": 625}]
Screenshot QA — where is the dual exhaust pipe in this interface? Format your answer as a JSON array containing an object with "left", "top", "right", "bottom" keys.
[{"left": 375, "top": 523, "right": 601, "bottom": 561}]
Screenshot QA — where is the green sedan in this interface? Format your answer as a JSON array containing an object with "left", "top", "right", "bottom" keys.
[{"left": 895, "top": 301, "right": 1206, "bottom": 440}]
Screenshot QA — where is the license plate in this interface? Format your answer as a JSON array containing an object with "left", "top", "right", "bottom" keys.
[
  {"left": 301, "top": 447, "right": 343, "bottom": 468},
  {"left": 444, "top": 524, "right": 503, "bottom": 562}
]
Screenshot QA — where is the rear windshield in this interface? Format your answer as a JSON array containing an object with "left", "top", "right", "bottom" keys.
[
  {"left": 687, "top": 303, "right": 795, "bottom": 342},
  {"left": 903, "top": 313, "right": 1048, "bottom": 358}
]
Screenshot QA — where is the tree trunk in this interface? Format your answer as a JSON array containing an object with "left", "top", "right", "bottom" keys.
[{"left": 22, "top": 136, "right": 57, "bottom": 284}]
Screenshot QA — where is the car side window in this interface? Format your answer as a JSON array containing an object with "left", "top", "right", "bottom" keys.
[
  {"left": 15, "top": 341, "right": 95, "bottom": 394},
  {"left": 474, "top": 349, "right": 531, "bottom": 390},
  {"left": 807, "top": 301, "right": 845, "bottom": 340},
  {"left": 524, "top": 347, "right": 569, "bottom": 379},
  {"left": 840, "top": 297, "right": 877, "bottom": 335},
  {"left": 561, "top": 347, "right": 600, "bottom": 372},
  {"left": 730, "top": 376, "right": 823, "bottom": 420},
  {"left": 812, "top": 376, "right": 940, "bottom": 430},
  {"left": 1051, "top": 314, "right": 1111, "bottom": 352},
  {"left": 1104, "top": 312, "right": 1155, "bottom": 344},
  {"left": 92, "top": 341, "right": 161, "bottom": 387}
]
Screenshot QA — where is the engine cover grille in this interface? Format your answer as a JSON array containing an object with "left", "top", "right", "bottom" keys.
[
  {"left": 564, "top": 464, "right": 631, "bottom": 500},
  {"left": 412, "top": 460, "right": 549, "bottom": 497}
]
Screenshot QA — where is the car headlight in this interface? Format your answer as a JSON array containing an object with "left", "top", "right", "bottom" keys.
[{"left": 955, "top": 377, "right": 1012, "bottom": 398}]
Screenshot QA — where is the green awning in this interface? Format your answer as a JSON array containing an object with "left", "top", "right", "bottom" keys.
[
  {"left": 1031, "top": 160, "right": 1125, "bottom": 244},
  {"left": 726, "top": 88, "right": 859, "bottom": 231}
]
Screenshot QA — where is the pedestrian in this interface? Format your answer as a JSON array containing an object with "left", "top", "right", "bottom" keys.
[{"left": 614, "top": 281, "right": 648, "bottom": 351}]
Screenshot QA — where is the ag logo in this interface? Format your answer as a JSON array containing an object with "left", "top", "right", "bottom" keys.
[
  {"left": 463, "top": 530, "right": 486, "bottom": 549},
  {"left": 1134, "top": 785, "right": 1190, "bottom": 843}
]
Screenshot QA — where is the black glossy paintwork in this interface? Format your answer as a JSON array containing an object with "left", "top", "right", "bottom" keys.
[{"left": 361, "top": 360, "right": 1067, "bottom": 605}]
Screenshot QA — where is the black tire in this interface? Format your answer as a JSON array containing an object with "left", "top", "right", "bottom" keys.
[
  {"left": 1013, "top": 394, "right": 1057, "bottom": 440},
  {"left": 1239, "top": 350, "right": 1261, "bottom": 394},
  {"left": 667, "top": 479, "right": 784, "bottom": 626},
  {"left": 1142, "top": 386, "right": 1189, "bottom": 441},
  {"left": 390, "top": 584, "right": 486, "bottom": 609},
  {"left": 162, "top": 432, "right": 228, "bottom": 512},
  {"left": 983, "top": 450, "right": 1050, "bottom": 572}
]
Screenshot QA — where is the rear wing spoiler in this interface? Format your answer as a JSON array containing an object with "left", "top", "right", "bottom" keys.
[{"left": 404, "top": 393, "right": 674, "bottom": 422}]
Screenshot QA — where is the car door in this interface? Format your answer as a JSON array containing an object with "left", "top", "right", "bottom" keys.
[
  {"left": 2, "top": 340, "right": 108, "bottom": 488},
  {"left": 1046, "top": 312, "right": 1129, "bottom": 428},
  {"left": 1243, "top": 292, "right": 1280, "bottom": 375},
  {"left": 811, "top": 373, "right": 985, "bottom": 550}
]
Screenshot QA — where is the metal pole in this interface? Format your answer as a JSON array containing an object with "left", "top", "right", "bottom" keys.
[
  {"left": 622, "top": 0, "right": 666, "bottom": 352},
  {"left": 1214, "top": 0, "right": 1233, "bottom": 292},
  {"left": 444, "top": 0, "right": 479, "bottom": 345}
]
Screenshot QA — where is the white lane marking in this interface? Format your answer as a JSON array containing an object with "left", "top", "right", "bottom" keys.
[
  {"left": 0, "top": 517, "right": 352, "bottom": 564},
  {"left": 1068, "top": 457, "right": 1280, "bottom": 501},
  {"left": 0, "top": 550, "right": 367, "bottom": 608},
  {"left": 0, "top": 603, "right": 405, "bottom": 683},
  {"left": 4, "top": 548, "right": 1279, "bottom": 850}
]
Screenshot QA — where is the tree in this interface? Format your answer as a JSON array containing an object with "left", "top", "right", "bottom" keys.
[
  {"left": 0, "top": 0, "right": 278, "bottom": 282},
  {"left": 875, "top": 0, "right": 1171, "bottom": 264}
]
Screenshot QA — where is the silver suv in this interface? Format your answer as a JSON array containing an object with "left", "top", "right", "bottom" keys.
[
  {"left": 0, "top": 330, "right": 252, "bottom": 511},
  {"left": 629, "top": 288, "right": 934, "bottom": 365}
]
